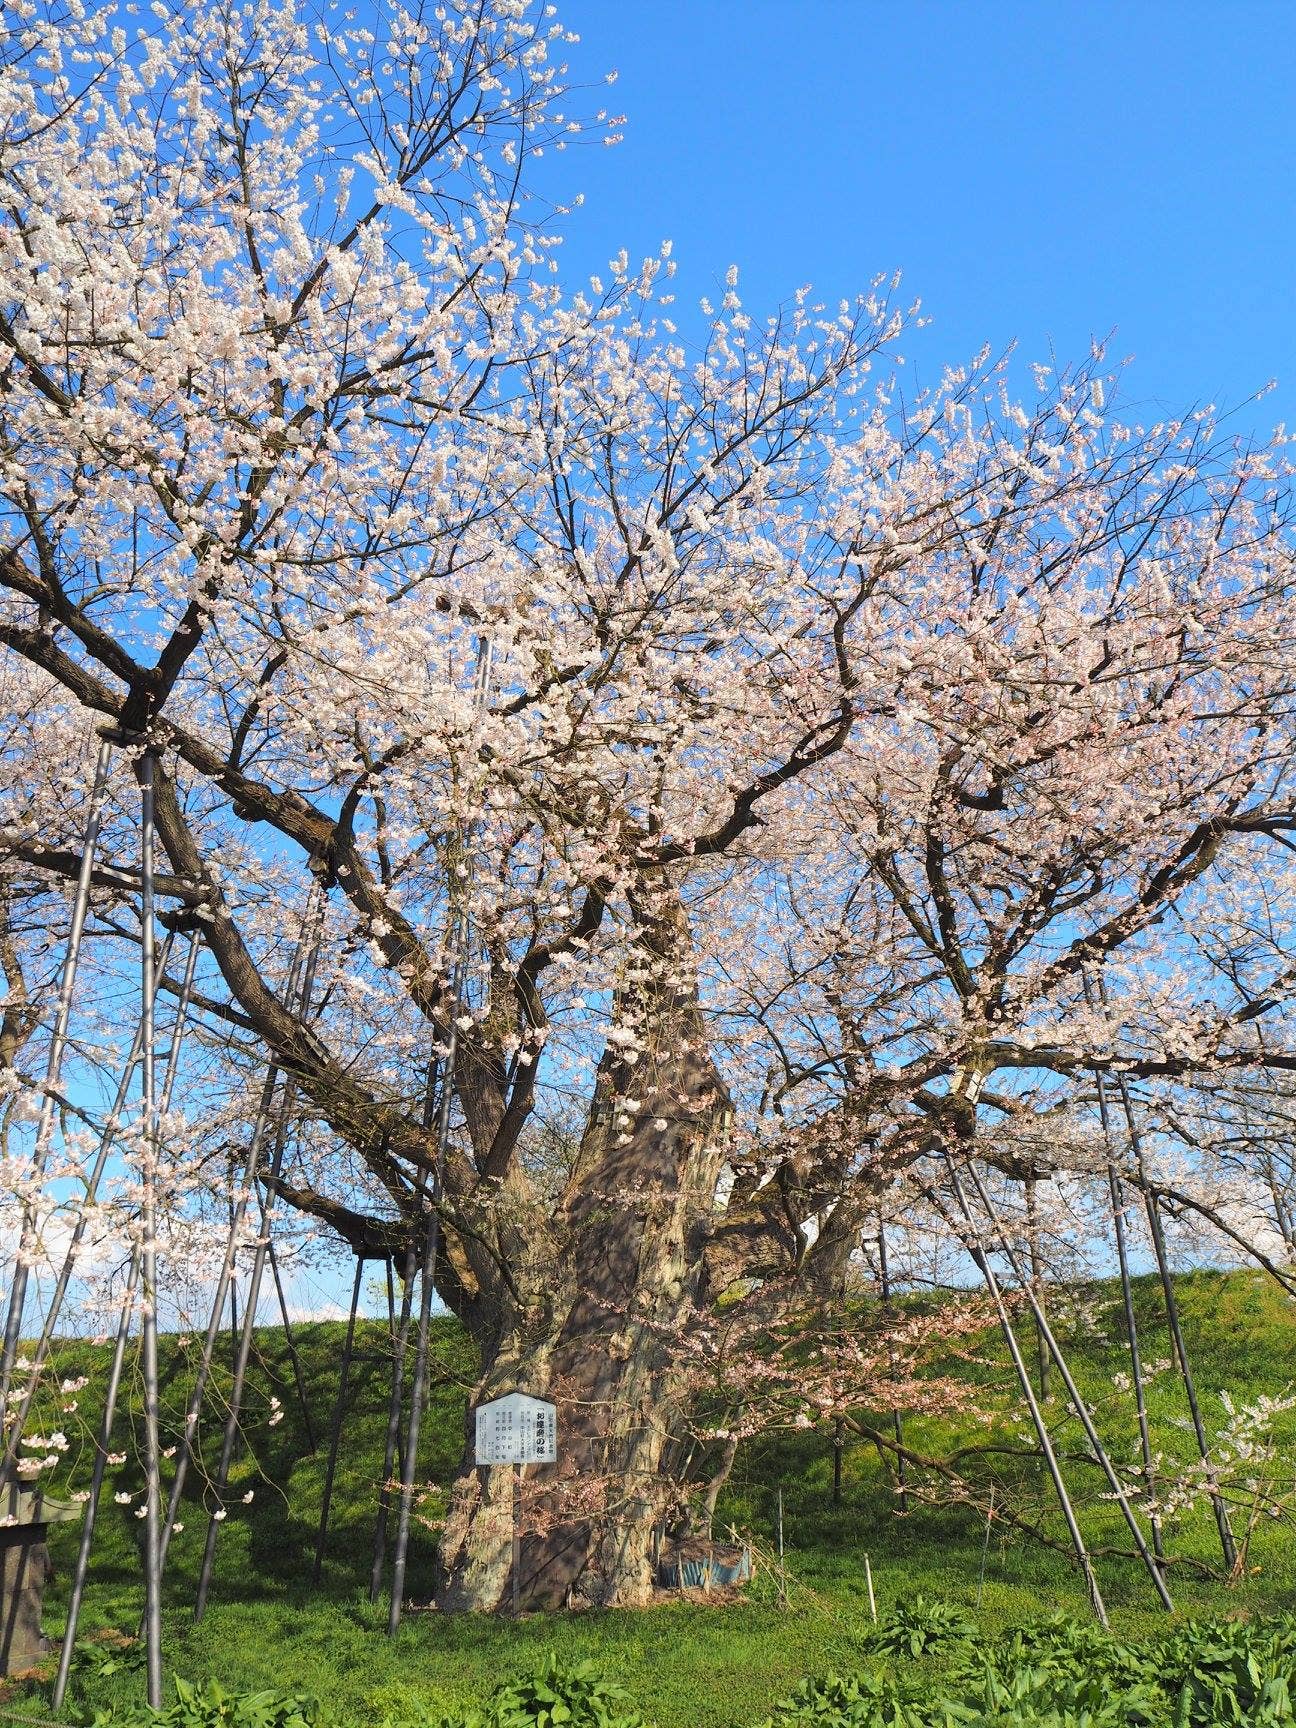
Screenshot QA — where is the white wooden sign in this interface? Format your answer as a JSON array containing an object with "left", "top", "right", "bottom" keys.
[{"left": 474, "top": 1392, "right": 557, "bottom": 1466}]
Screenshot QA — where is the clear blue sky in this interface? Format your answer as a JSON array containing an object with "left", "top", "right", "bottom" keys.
[{"left": 543, "top": 1, "right": 1296, "bottom": 436}]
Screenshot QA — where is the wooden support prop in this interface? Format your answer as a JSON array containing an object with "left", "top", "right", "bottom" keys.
[
  {"left": 386, "top": 1034, "right": 457, "bottom": 1632},
  {"left": 1024, "top": 1174, "right": 1052, "bottom": 1401},
  {"left": 776, "top": 1486, "right": 787, "bottom": 1609},
  {"left": 1094, "top": 1101, "right": 1164, "bottom": 1554},
  {"left": 976, "top": 1485, "right": 995, "bottom": 1609}
]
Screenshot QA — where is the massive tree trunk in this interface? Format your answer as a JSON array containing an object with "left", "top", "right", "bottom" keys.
[{"left": 437, "top": 888, "right": 731, "bottom": 1612}]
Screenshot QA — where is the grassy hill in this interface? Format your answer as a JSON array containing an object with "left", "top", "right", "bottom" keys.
[{"left": 13, "top": 1267, "right": 1296, "bottom": 1728}]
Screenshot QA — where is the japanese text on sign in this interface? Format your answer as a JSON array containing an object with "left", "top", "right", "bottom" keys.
[{"left": 474, "top": 1392, "right": 558, "bottom": 1465}]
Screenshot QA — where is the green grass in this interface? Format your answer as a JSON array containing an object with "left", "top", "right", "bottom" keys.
[{"left": 13, "top": 1267, "right": 1296, "bottom": 1727}]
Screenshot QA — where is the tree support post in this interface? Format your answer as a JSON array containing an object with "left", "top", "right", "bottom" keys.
[
  {"left": 0, "top": 741, "right": 112, "bottom": 1447},
  {"left": 192, "top": 924, "right": 324, "bottom": 1622},
  {"left": 160, "top": 921, "right": 318, "bottom": 1575},
  {"left": 1119, "top": 1080, "right": 1239, "bottom": 1572},
  {"left": 1024, "top": 1174, "right": 1052, "bottom": 1401},
  {"left": 138, "top": 747, "right": 164, "bottom": 1708},
  {"left": 387, "top": 637, "right": 489, "bottom": 1631},
  {"left": 876, "top": 1225, "right": 908, "bottom": 1511},
  {"left": 312, "top": 1255, "right": 365, "bottom": 1584},
  {"left": 0, "top": 933, "right": 179, "bottom": 1484},
  {"left": 266, "top": 1233, "right": 317, "bottom": 1453},
  {"left": 386, "top": 1037, "right": 458, "bottom": 1633},
  {"left": 1091, "top": 1077, "right": 1165, "bottom": 1557},
  {"left": 52, "top": 1254, "right": 140, "bottom": 1710},
  {"left": 160, "top": 1074, "right": 285, "bottom": 1570},
  {"left": 1093, "top": 974, "right": 1237, "bottom": 1569},
  {"left": 511, "top": 1463, "right": 523, "bottom": 1618},
  {"left": 959, "top": 1157, "right": 1174, "bottom": 1612},
  {"left": 937, "top": 1159, "right": 1109, "bottom": 1624},
  {"left": 370, "top": 1240, "right": 416, "bottom": 1602}
]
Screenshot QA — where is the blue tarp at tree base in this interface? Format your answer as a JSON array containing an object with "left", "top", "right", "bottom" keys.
[{"left": 657, "top": 1539, "right": 751, "bottom": 1590}]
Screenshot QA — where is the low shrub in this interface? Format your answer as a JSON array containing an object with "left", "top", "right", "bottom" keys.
[
  {"left": 409, "top": 1658, "right": 644, "bottom": 1728},
  {"left": 81, "top": 1678, "right": 321, "bottom": 1728},
  {"left": 765, "top": 1605, "right": 1296, "bottom": 1727},
  {"left": 1154, "top": 1617, "right": 1296, "bottom": 1726},
  {"left": 763, "top": 1671, "right": 922, "bottom": 1726},
  {"left": 866, "top": 1596, "right": 975, "bottom": 1660}
]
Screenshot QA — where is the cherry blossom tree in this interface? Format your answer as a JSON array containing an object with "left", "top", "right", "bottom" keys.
[{"left": 3, "top": 0, "right": 1296, "bottom": 1616}]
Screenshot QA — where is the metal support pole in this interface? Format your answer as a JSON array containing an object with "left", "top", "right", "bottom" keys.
[
  {"left": 976, "top": 1484, "right": 996, "bottom": 1610},
  {"left": 0, "top": 741, "right": 112, "bottom": 1445},
  {"left": 386, "top": 1141, "right": 449, "bottom": 1632},
  {"left": 1091, "top": 971, "right": 1237, "bottom": 1573},
  {"left": 511, "top": 1462, "right": 523, "bottom": 1617},
  {"left": 1024, "top": 1174, "right": 1052, "bottom": 1401},
  {"left": 1082, "top": 972, "right": 1160, "bottom": 1553},
  {"left": 0, "top": 934, "right": 179, "bottom": 1483},
  {"left": 138, "top": 750, "right": 164, "bottom": 1708},
  {"left": 157, "top": 939, "right": 196, "bottom": 1119},
  {"left": 877, "top": 1226, "right": 907, "bottom": 1511},
  {"left": 959, "top": 1156, "right": 1174, "bottom": 1612},
  {"left": 312, "top": 1256, "right": 365, "bottom": 1584},
  {"left": 776, "top": 1485, "right": 786, "bottom": 1609},
  {"left": 266, "top": 1233, "right": 317, "bottom": 1452},
  {"left": 388, "top": 639, "right": 490, "bottom": 1633},
  {"left": 52, "top": 1254, "right": 141, "bottom": 1710},
  {"left": 158, "top": 914, "right": 320, "bottom": 1572},
  {"left": 159, "top": 1066, "right": 287, "bottom": 1573},
  {"left": 190, "top": 1097, "right": 293, "bottom": 1622},
  {"left": 1092, "top": 1077, "right": 1164, "bottom": 1558},
  {"left": 939, "top": 1161, "right": 1109, "bottom": 1624},
  {"left": 191, "top": 919, "right": 323, "bottom": 1620},
  {"left": 370, "top": 1240, "right": 416, "bottom": 1601},
  {"left": 227, "top": 1168, "right": 239, "bottom": 1368},
  {"left": 1114, "top": 1075, "right": 1238, "bottom": 1572}
]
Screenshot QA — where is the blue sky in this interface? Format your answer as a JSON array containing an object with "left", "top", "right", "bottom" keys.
[{"left": 543, "top": 1, "right": 1296, "bottom": 437}]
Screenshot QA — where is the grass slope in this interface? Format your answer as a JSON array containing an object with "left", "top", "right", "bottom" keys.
[{"left": 14, "top": 1267, "right": 1296, "bottom": 1728}]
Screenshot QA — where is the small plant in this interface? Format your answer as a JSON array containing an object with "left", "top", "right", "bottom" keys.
[
  {"left": 1156, "top": 1617, "right": 1296, "bottom": 1727},
  {"left": 70, "top": 1636, "right": 147, "bottom": 1681},
  {"left": 868, "top": 1595, "right": 976, "bottom": 1659},
  {"left": 763, "top": 1672, "right": 921, "bottom": 1727},
  {"left": 988, "top": 1614, "right": 1160, "bottom": 1692},
  {"left": 431, "top": 1658, "right": 645, "bottom": 1728},
  {"left": 80, "top": 1679, "right": 322, "bottom": 1728},
  {"left": 953, "top": 1658, "right": 1163, "bottom": 1727}
]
